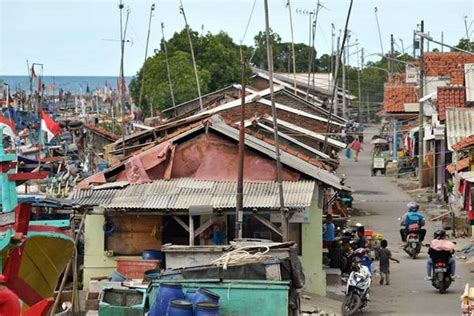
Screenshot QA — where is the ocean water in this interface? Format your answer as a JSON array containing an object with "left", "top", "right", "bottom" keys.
[{"left": 0, "top": 75, "right": 132, "bottom": 95}]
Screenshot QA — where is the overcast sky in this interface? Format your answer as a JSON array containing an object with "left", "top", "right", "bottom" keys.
[{"left": 1, "top": 0, "right": 472, "bottom": 76}]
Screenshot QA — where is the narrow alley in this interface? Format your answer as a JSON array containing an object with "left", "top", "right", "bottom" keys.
[{"left": 339, "top": 125, "right": 470, "bottom": 315}]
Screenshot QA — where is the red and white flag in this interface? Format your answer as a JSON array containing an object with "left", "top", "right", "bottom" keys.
[
  {"left": 0, "top": 115, "right": 16, "bottom": 140},
  {"left": 40, "top": 111, "right": 61, "bottom": 142}
]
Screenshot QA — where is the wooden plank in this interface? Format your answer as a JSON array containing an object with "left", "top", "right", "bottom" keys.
[
  {"left": 105, "top": 215, "right": 162, "bottom": 256},
  {"left": 172, "top": 216, "right": 189, "bottom": 232},
  {"left": 194, "top": 217, "right": 215, "bottom": 238},
  {"left": 8, "top": 171, "right": 49, "bottom": 181},
  {"left": 253, "top": 214, "right": 283, "bottom": 237}
]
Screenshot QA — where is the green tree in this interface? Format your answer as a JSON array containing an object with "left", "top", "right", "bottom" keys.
[
  {"left": 130, "top": 28, "right": 247, "bottom": 115},
  {"left": 454, "top": 38, "right": 474, "bottom": 52},
  {"left": 129, "top": 51, "right": 210, "bottom": 116}
]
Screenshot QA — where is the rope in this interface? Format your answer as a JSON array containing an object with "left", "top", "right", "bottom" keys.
[{"left": 211, "top": 245, "right": 271, "bottom": 270}]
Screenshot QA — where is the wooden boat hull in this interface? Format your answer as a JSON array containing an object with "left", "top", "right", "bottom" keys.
[{"left": 3, "top": 227, "right": 74, "bottom": 306}]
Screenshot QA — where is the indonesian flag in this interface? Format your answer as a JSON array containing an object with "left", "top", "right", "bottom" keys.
[
  {"left": 0, "top": 115, "right": 16, "bottom": 139},
  {"left": 40, "top": 111, "right": 61, "bottom": 142}
]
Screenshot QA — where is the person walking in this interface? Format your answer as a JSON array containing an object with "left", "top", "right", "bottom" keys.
[
  {"left": 350, "top": 137, "right": 363, "bottom": 162},
  {"left": 378, "top": 240, "right": 400, "bottom": 285}
]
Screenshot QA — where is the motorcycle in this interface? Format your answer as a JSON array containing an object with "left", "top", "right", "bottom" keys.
[
  {"left": 341, "top": 260, "right": 371, "bottom": 315},
  {"left": 404, "top": 223, "right": 422, "bottom": 259},
  {"left": 431, "top": 259, "right": 452, "bottom": 293}
]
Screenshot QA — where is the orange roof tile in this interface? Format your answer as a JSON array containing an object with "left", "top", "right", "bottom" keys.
[
  {"left": 384, "top": 84, "right": 418, "bottom": 113},
  {"left": 451, "top": 134, "right": 474, "bottom": 152},
  {"left": 437, "top": 86, "right": 466, "bottom": 121},
  {"left": 424, "top": 52, "right": 474, "bottom": 77},
  {"left": 446, "top": 157, "right": 470, "bottom": 174}
]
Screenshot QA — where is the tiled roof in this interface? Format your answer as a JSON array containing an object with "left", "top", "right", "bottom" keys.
[
  {"left": 446, "top": 157, "right": 470, "bottom": 174},
  {"left": 384, "top": 85, "right": 418, "bottom": 113},
  {"left": 437, "top": 86, "right": 466, "bottom": 121},
  {"left": 424, "top": 52, "right": 474, "bottom": 77},
  {"left": 451, "top": 134, "right": 474, "bottom": 152}
]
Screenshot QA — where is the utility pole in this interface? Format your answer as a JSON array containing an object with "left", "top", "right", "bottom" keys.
[
  {"left": 322, "top": 0, "right": 354, "bottom": 152},
  {"left": 334, "top": 35, "right": 340, "bottom": 115},
  {"left": 418, "top": 20, "right": 425, "bottom": 188},
  {"left": 390, "top": 34, "right": 394, "bottom": 73},
  {"left": 413, "top": 30, "right": 416, "bottom": 58},
  {"left": 441, "top": 31, "right": 444, "bottom": 52},
  {"left": 342, "top": 30, "right": 347, "bottom": 120},
  {"left": 236, "top": 59, "right": 247, "bottom": 240},
  {"left": 287, "top": 0, "right": 297, "bottom": 94},
  {"left": 138, "top": 3, "right": 155, "bottom": 116},
  {"left": 366, "top": 93, "right": 370, "bottom": 122},
  {"left": 399, "top": 38, "right": 405, "bottom": 54},
  {"left": 330, "top": 23, "right": 335, "bottom": 92},
  {"left": 27, "top": 60, "right": 32, "bottom": 112},
  {"left": 305, "top": 10, "right": 314, "bottom": 100},
  {"left": 179, "top": 0, "right": 203, "bottom": 111},
  {"left": 374, "top": 7, "right": 384, "bottom": 54},
  {"left": 161, "top": 23, "right": 177, "bottom": 116},
  {"left": 356, "top": 42, "right": 362, "bottom": 121},
  {"left": 119, "top": 1, "right": 130, "bottom": 158},
  {"left": 264, "top": 0, "right": 288, "bottom": 241}
]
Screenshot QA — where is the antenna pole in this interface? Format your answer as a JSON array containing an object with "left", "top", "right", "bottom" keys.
[
  {"left": 161, "top": 23, "right": 177, "bottom": 116},
  {"left": 287, "top": 0, "right": 297, "bottom": 94},
  {"left": 138, "top": 3, "right": 155, "bottom": 116},
  {"left": 264, "top": 0, "right": 288, "bottom": 241},
  {"left": 179, "top": 0, "right": 203, "bottom": 111}
]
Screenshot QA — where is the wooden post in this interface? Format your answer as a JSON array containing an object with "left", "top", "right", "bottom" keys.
[
  {"left": 189, "top": 215, "right": 194, "bottom": 246},
  {"left": 264, "top": 0, "right": 288, "bottom": 241},
  {"left": 50, "top": 211, "right": 88, "bottom": 316}
]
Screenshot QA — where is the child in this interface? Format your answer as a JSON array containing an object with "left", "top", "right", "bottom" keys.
[{"left": 378, "top": 240, "right": 399, "bottom": 285}]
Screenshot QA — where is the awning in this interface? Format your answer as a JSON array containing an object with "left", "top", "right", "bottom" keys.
[
  {"left": 446, "top": 157, "right": 470, "bottom": 174},
  {"left": 71, "top": 178, "right": 317, "bottom": 210}
]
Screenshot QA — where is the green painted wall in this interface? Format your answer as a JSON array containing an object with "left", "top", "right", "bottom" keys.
[
  {"left": 301, "top": 183, "right": 326, "bottom": 296},
  {"left": 83, "top": 211, "right": 116, "bottom": 290}
]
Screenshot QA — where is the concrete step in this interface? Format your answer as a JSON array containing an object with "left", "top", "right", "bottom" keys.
[{"left": 325, "top": 268, "right": 341, "bottom": 287}]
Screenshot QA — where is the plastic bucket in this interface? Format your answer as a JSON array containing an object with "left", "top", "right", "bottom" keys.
[
  {"left": 195, "top": 302, "right": 220, "bottom": 316},
  {"left": 167, "top": 299, "right": 193, "bottom": 316},
  {"left": 192, "top": 288, "right": 219, "bottom": 313},
  {"left": 149, "top": 283, "right": 184, "bottom": 316}
]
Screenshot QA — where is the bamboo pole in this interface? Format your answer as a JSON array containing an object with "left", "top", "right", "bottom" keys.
[{"left": 50, "top": 211, "right": 88, "bottom": 316}]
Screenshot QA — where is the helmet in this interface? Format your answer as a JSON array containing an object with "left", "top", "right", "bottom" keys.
[
  {"left": 433, "top": 229, "right": 446, "bottom": 240},
  {"left": 407, "top": 201, "right": 419, "bottom": 211}
]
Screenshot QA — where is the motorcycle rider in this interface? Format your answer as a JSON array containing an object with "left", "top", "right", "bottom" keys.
[
  {"left": 426, "top": 229, "right": 456, "bottom": 280},
  {"left": 400, "top": 201, "right": 426, "bottom": 248}
]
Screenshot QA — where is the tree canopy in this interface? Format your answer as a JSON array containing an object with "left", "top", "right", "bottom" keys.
[{"left": 129, "top": 27, "right": 465, "bottom": 119}]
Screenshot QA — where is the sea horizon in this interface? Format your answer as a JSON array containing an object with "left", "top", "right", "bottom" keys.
[{"left": 0, "top": 75, "right": 133, "bottom": 94}]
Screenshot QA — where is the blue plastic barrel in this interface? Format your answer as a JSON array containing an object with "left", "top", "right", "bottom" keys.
[
  {"left": 184, "top": 289, "right": 196, "bottom": 302},
  {"left": 192, "top": 288, "right": 219, "bottom": 313},
  {"left": 167, "top": 299, "right": 193, "bottom": 316},
  {"left": 195, "top": 302, "right": 220, "bottom": 316},
  {"left": 149, "top": 283, "right": 184, "bottom": 316},
  {"left": 143, "top": 249, "right": 165, "bottom": 268}
]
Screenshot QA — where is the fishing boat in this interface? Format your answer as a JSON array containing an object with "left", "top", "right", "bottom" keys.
[{"left": 0, "top": 127, "right": 74, "bottom": 313}]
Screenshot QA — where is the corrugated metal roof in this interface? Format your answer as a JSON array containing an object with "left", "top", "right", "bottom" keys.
[
  {"left": 445, "top": 108, "right": 474, "bottom": 151},
  {"left": 70, "top": 178, "right": 316, "bottom": 210},
  {"left": 466, "top": 63, "right": 474, "bottom": 102}
]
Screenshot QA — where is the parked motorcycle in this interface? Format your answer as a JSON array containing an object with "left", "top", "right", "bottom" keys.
[
  {"left": 341, "top": 258, "right": 371, "bottom": 315},
  {"left": 431, "top": 258, "right": 453, "bottom": 293},
  {"left": 404, "top": 223, "right": 422, "bottom": 259}
]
